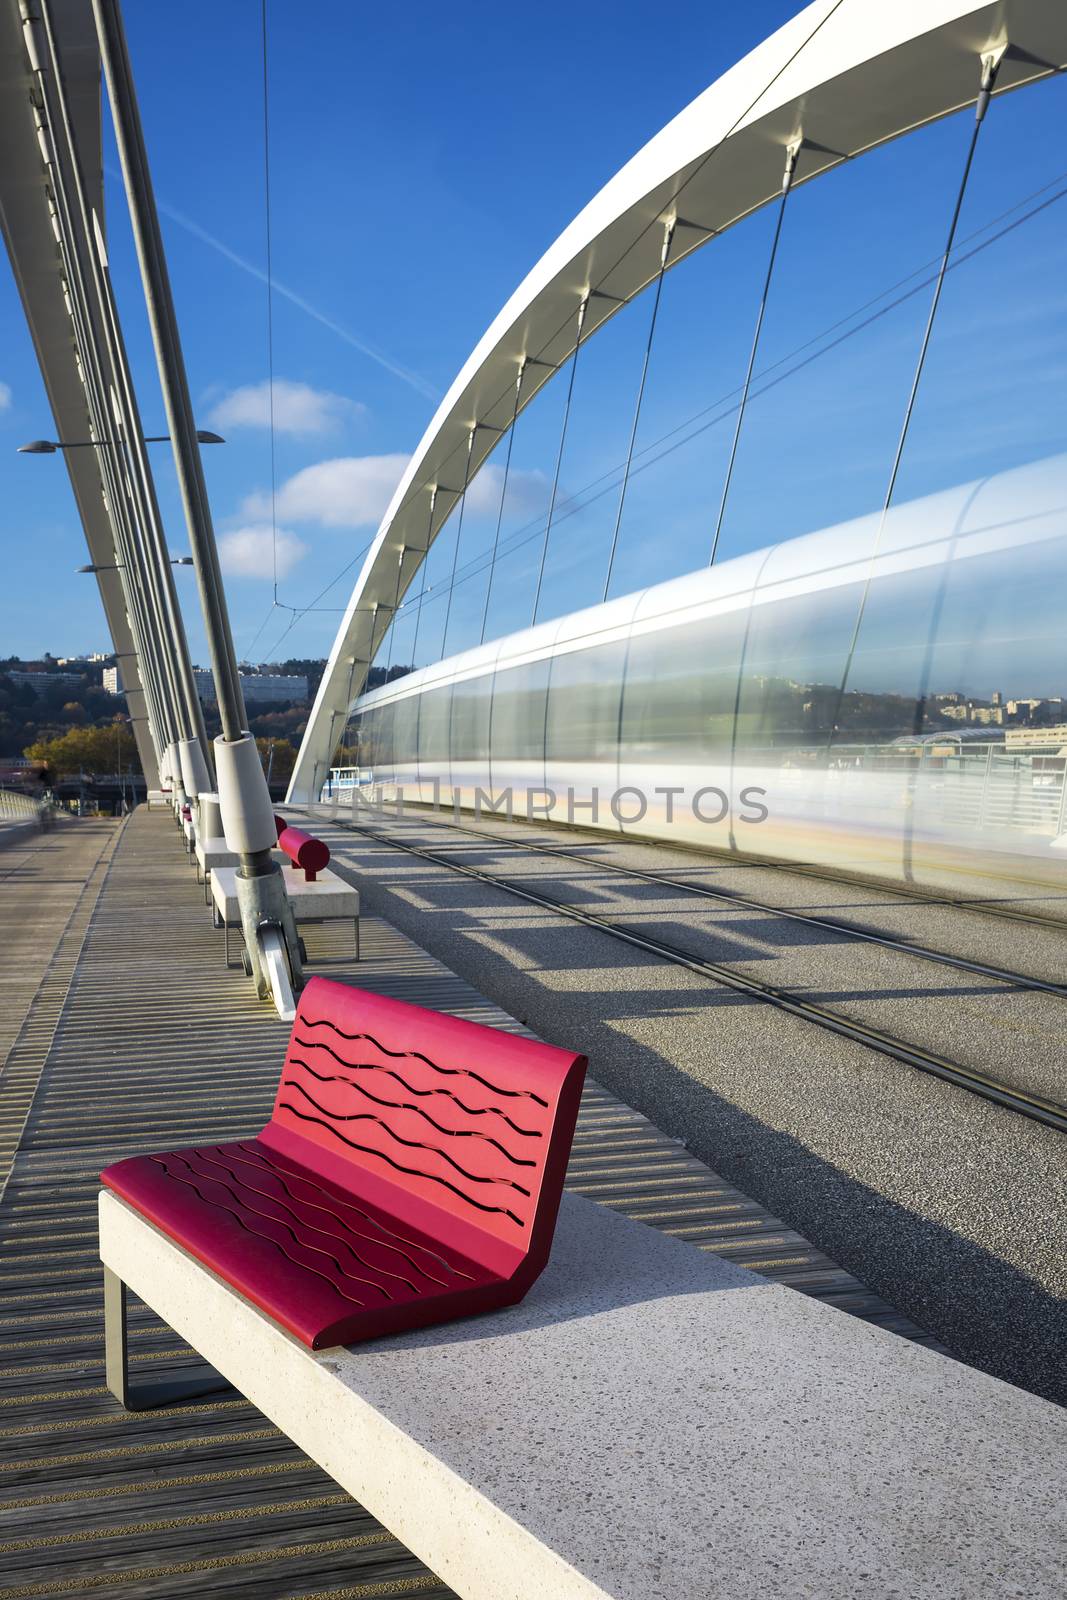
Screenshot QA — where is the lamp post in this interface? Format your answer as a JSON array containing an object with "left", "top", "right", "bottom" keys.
[
  {"left": 77, "top": 558, "right": 194, "bottom": 573},
  {"left": 17, "top": 430, "right": 224, "bottom": 453}
]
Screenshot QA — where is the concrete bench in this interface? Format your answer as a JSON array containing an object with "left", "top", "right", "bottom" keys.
[
  {"left": 210, "top": 863, "right": 361, "bottom": 962},
  {"left": 99, "top": 1170, "right": 1067, "bottom": 1598},
  {"left": 101, "top": 973, "right": 585, "bottom": 1361},
  {"left": 193, "top": 833, "right": 240, "bottom": 900}
]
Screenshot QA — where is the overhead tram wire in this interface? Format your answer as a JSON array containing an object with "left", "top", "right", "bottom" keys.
[
  {"left": 384, "top": 167, "right": 1067, "bottom": 639},
  {"left": 709, "top": 138, "right": 800, "bottom": 568},
  {"left": 259, "top": 535, "right": 377, "bottom": 660},
  {"left": 828, "top": 48, "right": 1006, "bottom": 751},
  {"left": 259, "top": 0, "right": 280, "bottom": 608},
  {"left": 602, "top": 218, "right": 675, "bottom": 602}
]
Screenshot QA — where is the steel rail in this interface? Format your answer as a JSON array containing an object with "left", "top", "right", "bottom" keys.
[
  {"left": 330, "top": 814, "right": 1067, "bottom": 1136},
  {"left": 376, "top": 800, "right": 1067, "bottom": 934},
  {"left": 355, "top": 808, "right": 1067, "bottom": 1000}
]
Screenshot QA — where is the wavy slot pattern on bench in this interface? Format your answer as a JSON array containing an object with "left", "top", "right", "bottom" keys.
[
  {"left": 297, "top": 1015, "right": 551, "bottom": 1106},
  {"left": 231, "top": 1139, "right": 471, "bottom": 1283},
  {"left": 290, "top": 1035, "right": 542, "bottom": 1136}
]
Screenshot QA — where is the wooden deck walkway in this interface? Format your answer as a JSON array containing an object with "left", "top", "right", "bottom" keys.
[{"left": 0, "top": 809, "right": 939, "bottom": 1598}]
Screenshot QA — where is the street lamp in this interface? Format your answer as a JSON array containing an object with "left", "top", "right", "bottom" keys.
[
  {"left": 76, "top": 556, "right": 195, "bottom": 573},
  {"left": 18, "top": 430, "right": 224, "bottom": 453}
]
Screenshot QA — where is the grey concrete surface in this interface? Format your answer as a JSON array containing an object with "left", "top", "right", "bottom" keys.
[
  {"left": 302, "top": 810, "right": 1067, "bottom": 1405},
  {"left": 103, "top": 1186, "right": 1067, "bottom": 1600}
]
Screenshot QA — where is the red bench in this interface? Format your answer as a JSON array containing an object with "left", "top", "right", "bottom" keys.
[{"left": 101, "top": 976, "right": 586, "bottom": 1353}]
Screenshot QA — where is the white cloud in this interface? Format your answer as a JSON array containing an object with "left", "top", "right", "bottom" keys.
[
  {"left": 0, "top": 381, "right": 11, "bottom": 411},
  {"left": 243, "top": 453, "right": 410, "bottom": 529},
  {"left": 218, "top": 524, "right": 308, "bottom": 580},
  {"left": 239, "top": 454, "right": 550, "bottom": 538},
  {"left": 466, "top": 464, "right": 549, "bottom": 519},
  {"left": 208, "top": 379, "right": 364, "bottom": 437}
]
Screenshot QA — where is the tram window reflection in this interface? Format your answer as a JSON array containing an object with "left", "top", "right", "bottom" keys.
[
  {"left": 451, "top": 673, "right": 493, "bottom": 763},
  {"left": 491, "top": 660, "right": 550, "bottom": 763},
  {"left": 620, "top": 611, "right": 749, "bottom": 761},
  {"left": 546, "top": 642, "right": 627, "bottom": 762},
  {"left": 418, "top": 686, "right": 452, "bottom": 766}
]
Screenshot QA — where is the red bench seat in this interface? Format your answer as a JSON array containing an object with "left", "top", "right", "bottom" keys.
[{"left": 101, "top": 977, "right": 586, "bottom": 1349}]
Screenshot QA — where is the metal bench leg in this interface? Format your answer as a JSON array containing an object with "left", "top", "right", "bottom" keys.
[{"left": 104, "top": 1265, "right": 232, "bottom": 1411}]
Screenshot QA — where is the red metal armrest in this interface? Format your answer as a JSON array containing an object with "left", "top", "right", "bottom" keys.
[{"left": 277, "top": 825, "right": 330, "bottom": 881}]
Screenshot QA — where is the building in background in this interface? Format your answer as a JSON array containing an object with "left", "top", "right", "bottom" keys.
[
  {"left": 193, "top": 671, "right": 307, "bottom": 707},
  {"left": 8, "top": 670, "right": 84, "bottom": 690},
  {"left": 102, "top": 665, "right": 122, "bottom": 695}
]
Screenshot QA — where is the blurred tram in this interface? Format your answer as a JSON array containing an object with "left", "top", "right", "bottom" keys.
[{"left": 329, "top": 454, "right": 1067, "bottom": 904}]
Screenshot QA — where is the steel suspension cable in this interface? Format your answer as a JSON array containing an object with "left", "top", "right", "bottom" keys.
[
  {"left": 440, "top": 428, "right": 476, "bottom": 658},
  {"left": 531, "top": 296, "right": 588, "bottom": 625},
  {"left": 480, "top": 359, "right": 525, "bottom": 644},
  {"left": 384, "top": 543, "right": 408, "bottom": 673},
  {"left": 409, "top": 486, "right": 439, "bottom": 669},
  {"left": 709, "top": 138, "right": 800, "bottom": 567},
  {"left": 603, "top": 219, "right": 674, "bottom": 602},
  {"left": 828, "top": 49, "right": 1004, "bottom": 750}
]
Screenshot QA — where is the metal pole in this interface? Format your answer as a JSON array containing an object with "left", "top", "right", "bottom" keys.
[
  {"left": 92, "top": 0, "right": 302, "bottom": 1007},
  {"left": 24, "top": 1, "right": 181, "bottom": 783},
  {"left": 91, "top": 0, "right": 246, "bottom": 744}
]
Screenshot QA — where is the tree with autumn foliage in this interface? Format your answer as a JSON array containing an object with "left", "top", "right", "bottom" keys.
[{"left": 24, "top": 719, "right": 140, "bottom": 777}]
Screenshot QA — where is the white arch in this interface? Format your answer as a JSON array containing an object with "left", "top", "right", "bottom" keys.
[{"left": 288, "top": 0, "right": 1067, "bottom": 803}]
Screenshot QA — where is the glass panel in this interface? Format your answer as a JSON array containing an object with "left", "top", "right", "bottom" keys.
[
  {"left": 450, "top": 669, "right": 496, "bottom": 807},
  {"left": 620, "top": 611, "right": 750, "bottom": 763},
  {"left": 451, "top": 673, "right": 493, "bottom": 763},
  {"left": 489, "top": 658, "right": 549, "bottom": 804},
  {"left": 417, "top": 683, "right": 453, "bottom": 801},
  {"left": 545, "top": 642, "right": 627, "bottom": 763},
  {"left": 392, "top": 694, "right": 420, "bottom": 792}
]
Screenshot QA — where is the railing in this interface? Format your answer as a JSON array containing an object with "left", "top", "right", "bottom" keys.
[
  {"left": 776, "top": 740, "right": 1067, "bottom": 841},
  {"left": 0, "top": 787, "right": 51, "bottom": 826}
]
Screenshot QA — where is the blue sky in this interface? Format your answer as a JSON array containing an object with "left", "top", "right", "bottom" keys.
[{"left": 1, "top": 2, "right": 1065, "bottom": 675}]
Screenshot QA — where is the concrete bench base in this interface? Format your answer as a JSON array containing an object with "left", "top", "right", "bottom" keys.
[
  {"left": 210, "top": 864, "right": 359, "bottom": 961},
  {"left": 99, "top": 1187, "right": 1067, "bottom": 1600},
  {"left": 193, "top": 835, "right": 240, "bottom": 899}
]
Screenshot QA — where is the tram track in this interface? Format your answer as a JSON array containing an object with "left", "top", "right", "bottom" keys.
[
  {"left": 324, "top": 810, "right": 1067, "bottom": 1137},
  {"left": 342, "top": 807, "right": 1067, "bottom": 1001}
]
